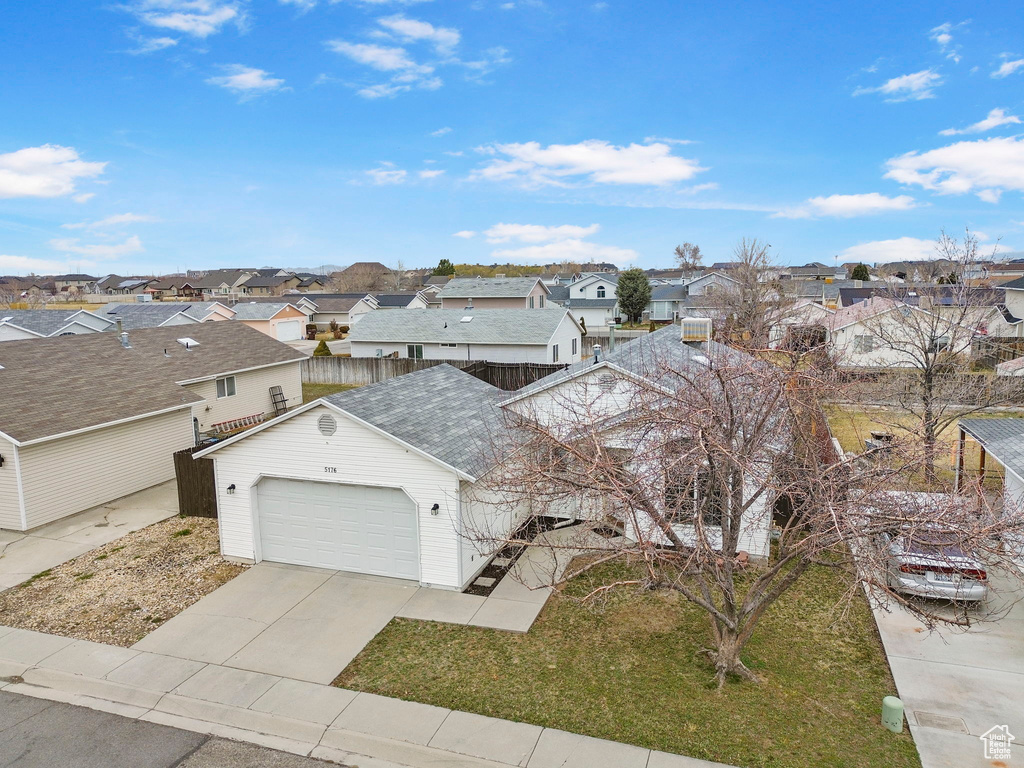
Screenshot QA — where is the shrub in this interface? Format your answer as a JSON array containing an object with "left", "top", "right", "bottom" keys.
[{"left": 313, "top": 339, "right": 332, "bottom": 356}]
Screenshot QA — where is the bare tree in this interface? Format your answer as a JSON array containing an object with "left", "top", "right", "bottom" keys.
[
  {"left": 387, "top": 260, "right": 407, "bottom": 292},
  {"left": 673, "top": 242, "right": 703, "bottom": 274},
  {"left": 468, "top": 336, "right": 1023, "bottom": 686},
  {"left": 714, "top": 238, "right": 795, "bottom": 351},
  {"left": 845, "top": 230, "right": 1024, "bottom": 482},
  {"left": 329, "top": 264, "right": 388, "bottom": 293}
]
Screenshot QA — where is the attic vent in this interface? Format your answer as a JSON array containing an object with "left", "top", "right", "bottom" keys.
[
  {"left": 177, "top": 337, "right": 200, "bottom": 349},
  {"left": 598, "top": 374, "right": 616, "bottom": 392},
  {"left": 460, "top": 316, "right": 473, "bottom": 323},
  {"left": 317, "top": 413, "right": 338, "bottom": 437}
]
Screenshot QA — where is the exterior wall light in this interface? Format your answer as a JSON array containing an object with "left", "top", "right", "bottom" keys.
[
  {"left": 431, "top": 503, "right": 440, "bottom": 515},
  {"left": 227, "top": 484, "right": 236, "bottom": 494}
]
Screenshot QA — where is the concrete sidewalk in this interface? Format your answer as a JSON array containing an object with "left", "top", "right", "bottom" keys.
[
  {"left": 0, "top": 625, "right": 730, "bottom": 768},
  {"left": 873, "top": 568, "right": 1024, "bottom": 768},
  {"left": 0, "top": 481, "right": 180, "bottom": 593}
]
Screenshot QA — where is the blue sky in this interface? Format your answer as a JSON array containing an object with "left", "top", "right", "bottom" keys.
[{"left": 1, "top": 0, "right": 1023, "bottom": 276}]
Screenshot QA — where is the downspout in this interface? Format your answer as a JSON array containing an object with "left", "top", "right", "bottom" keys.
[{"left": 13, "top": 444, "right": 27, "bottom": 531}]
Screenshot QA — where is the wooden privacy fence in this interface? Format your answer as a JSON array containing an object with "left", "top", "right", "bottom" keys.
[
  {"left": 173, "top": 446, "right": 218, "bottom": 518},
  {"left": 301, "top": 356, "right": 568, "bottom": 391}
]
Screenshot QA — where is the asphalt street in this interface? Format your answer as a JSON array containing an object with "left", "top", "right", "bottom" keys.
[{"left": 0, "top": 691, "right": 340, "bottom": 768}]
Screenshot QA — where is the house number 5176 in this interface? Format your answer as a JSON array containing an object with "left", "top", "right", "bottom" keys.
[{"left": 324, "top": 467, "right": 337, "bottom": 473}]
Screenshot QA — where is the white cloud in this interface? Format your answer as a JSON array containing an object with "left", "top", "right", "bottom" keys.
[
  {"left": 365, "top": 164, "right": 407, "bottom": 184},
  {"left": 839, "top": 237, "right": 938, "bottom": 265},
  {"left": 940, "top": 107, "right": 1020, "bottom": 136},
  {"left": 483, "top": 223, "right": 601, "bottom": 243},
  {"left": 48, "top": 235, "right": 144, "bottom": 259},
  {"left": 73, "top": 193, "right": 96, "bottom": 203},
  {"left": 929, "top": 22, "right": 965, "bottom": 63},
  {"left": 853, "top": 69, "right": 943, "bottom": 101},
  {"left": 991, "top": 57, "right": 1024, "bottom": 78},
  {"left": 377, "top": 15, "right": 459, "bottom": 55},
  {"left": 62, "top": 213, "right": 157, "bottom": 230},
  {"left": 0, "top": 145, "right": 106, "bottom": 200},
  {"left": 773, "top": 193, "right": 917, "bottom": 219},
  {"left": 0, "top": 255, "right": 80, "bottom": 273},
  {"left": 123, "top": 0, "right": 245, "bottom": 38},
  {"left": 418, "top": 169, "right": 445, "bottom": 179},
  {"left": 279, "top": 0, "right": 317, "bottom": 9},
  {"left": 643, "top": 136, "right": 693, "bottom": 146},
  {"left": 431, "top": 126, "right": 452, "bottom": 136},
  {"left": 471, "top": 139, "right": 706, "bottom": 187},
  {"left": 884, "top": 136, "right": 1024, "bottom": 202},
  {"left": 206, "top": 65, "right": 286, "bottom": 97},
  {"left": 327, "top": 41, "right": 427, "bottom": 72},
  {"left": 128, "top": 36, "right": 179, "bottom": 54},
  {"left": 492, "top": 239, "right": 638, "bottom": 267},
  {"left": 453, "top": 230, "right": 476, "bottom": 238}
]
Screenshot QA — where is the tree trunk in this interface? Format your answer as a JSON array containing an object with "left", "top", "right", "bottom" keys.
[
  {"left": 708, "top": 621, "right": 759, "bottom": 686},
  {"left": 922, "top": 376, "right": 937, "bottom": 484}
]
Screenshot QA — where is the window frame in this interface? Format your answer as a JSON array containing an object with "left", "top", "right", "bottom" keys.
[
  {"left": 552, "top": 344, "right": 559, "bottom": 363},
  {"left": 216, "top": 375, "right": 236, "bottom": 399},
  {"left": 407, "top": 344, "right": 424, "bottom": 359},
  {"left": 597, "top": 285, "right": 606, "bottom": 298},
  {"left": 572, "top": 337, "right": 578, "bottom": 356}
]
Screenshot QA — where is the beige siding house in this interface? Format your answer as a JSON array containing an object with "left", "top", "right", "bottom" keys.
[
  {"left": 231, "top": 302, "right": 308, "bottom": 341},
  {"left": 0, "top": 323, "right": 306, "bottom": 531}
]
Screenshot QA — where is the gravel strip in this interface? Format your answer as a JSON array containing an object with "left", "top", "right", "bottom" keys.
[{"left": 0, "top": 517, "right": 247, "bottom": 647}]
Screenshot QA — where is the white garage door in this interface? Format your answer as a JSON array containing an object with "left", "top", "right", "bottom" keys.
[
  {"left": 256, "top": 477, "right": 418, "bottom": 580},
  {"left": 276, "top": 320, "right": 302, "bottom": 341}
]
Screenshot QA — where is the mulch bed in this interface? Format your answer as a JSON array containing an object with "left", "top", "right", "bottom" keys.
[{"left": 0, "top": 517, "right": 247, "bottom": 647}]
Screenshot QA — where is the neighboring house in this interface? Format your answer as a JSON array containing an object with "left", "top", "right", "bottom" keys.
[
  {"left": 0, "top": 310, "right": 115, "bottom": 341},
  {"left": 648, "top": 284, "right": 688, "bottom": 321},
  {"left": 106, "top": 278, "right": 155, "bottom": 295},
  {"left": 0, "top": 323, "right": 305, "bottom": 532},
  {"left": 308, "top": 295, "right": 378, "bottom": 330},
  {"left": 241, "top": 274, "right": 303, "bottom": 296},
  {"left": 230, "top": 302, "right": 308, "bottom": 341},
  {"left": 373, "top": 292, "right": 430, "bottom": 310},
  {"left": 180, "top": 301, "right": 236, "bottom": 322},
  {"left": 502, "top": 323, "right": 775, "bottom": 557},
  {"left": 241, "top": 294, "right": 318, "bottom": 318},
  {"left": 768, "top": 299, "right": 834, "bottom": 349},
  {"left": 296, "top": 275, "right": 327, "bottom": 291},
  {"left": 349, "top": 308, "right": 583, "bottom": 364},
  {"left": 785, "top": 262, "right": 846, "bottom": 281},
  {"left": 547, "top": 285, "right": 619, "bottom": 329},
  {"left": 103, "top": 303, "right": 201, "bottom": 330},
  {"left": 423, "top": 275, "right": 451, "bottom": 289},
  {"left": 197, "top": 270, "right": 255, "bottom": 298},
  {"left": 438, "top": 277, "right": 550, "bottom": 310},
  {"left": 684, "top": 271, "right": 741, "bottom": 298},
  {"left": 194, "top": 364, "right": 517, "bottom": 589},
  {"left": 53, "top": 274, "right": 97, "bottom": 294},
  {"left": 566, "top": 273, "right": 619, "bottom": 301},
  {"left": 827, "top": 296, "right": 972, "bottom": 368}
]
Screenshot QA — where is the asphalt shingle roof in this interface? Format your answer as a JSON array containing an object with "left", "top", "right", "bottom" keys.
[
  {"left": 373, "top": 293, "right": 424, "bottom": 308},
  {"left": 349, "top": 308, "right": 572, "bottom": 346},
  {"left": 324, "top": 364, "right": 504, "bottom": 478},
  {"left": 439, "top": 277, "right": 545, "bottom": 299},
  {"left": 651, "top": 285, "right": 688, "bottom": 301},
  {"left": 229, "top": 302, "right": 300, "bottom": 320},
  {"left": 104, "top": 303, "right": 198, "bottom": 329},
  {"left": 959, "top": 418, "right": 1024, "bottom": 479},
  {"left": 0, "top": 310, "right": 106, "bottom": 336}
]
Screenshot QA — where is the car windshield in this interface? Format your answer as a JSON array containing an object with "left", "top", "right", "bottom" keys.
[{"left": 904, "top": 533, "right": 967, "bottom": 559}]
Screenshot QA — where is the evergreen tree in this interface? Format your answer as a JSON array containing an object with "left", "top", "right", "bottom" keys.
[
  {"left": 850, "top": 263, "right": 870, "bottom": 281},
  {"left": 313, "top": 339, "right": 332, "bottom": 356},
  {"left": 433, "top": 258, "right": 456, "bottom": 276},
  {"left": 615, "top": 269, "right": 652, "bottom": 323}
]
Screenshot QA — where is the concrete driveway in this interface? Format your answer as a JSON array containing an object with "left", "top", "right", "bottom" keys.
[
  {"left": 0, "top": 481, "right": 180, "bottom": 593},
  {"left": 873, "top": 567, "right": 1024, "bottom": 767},
  {"left": 133, "top": 563, "right": 417, "bottom": 684}
]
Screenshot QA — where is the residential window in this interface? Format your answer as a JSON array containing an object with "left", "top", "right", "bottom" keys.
[
  {"left": 665, "top": 469, "right": 724, "bottom": 527},
  {"left": 572, "top": 337, "right": 578, "bottom": 356},
  {"left": 407, "top": 344, "right": 424, "bottom": 359},
  {"left": 853, "top": 335, "right": 874, "bottom": 354},
  {"left": 440, "top": 343, "right": 458, "bottom": 349},
  {"left": 216, "top": 376, "right": 236, "bottom": 398},
  {"left": 597, "top": 286, "right": 606, "bottom": 298},
  {"left": 529, "top": 296, "right": 535, "bottom": 308},
  {"left": 553, "top": 344, "right": 559, "bottom": 363},
  {"left": 539, "top": 295, "right": 545, "bottom": 308}
]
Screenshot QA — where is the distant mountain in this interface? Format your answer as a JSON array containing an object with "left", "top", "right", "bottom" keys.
[{"left": 287, "top": 264, "right": 347, "bottom": 275}]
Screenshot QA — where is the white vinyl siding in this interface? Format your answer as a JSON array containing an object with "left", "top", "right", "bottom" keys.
[
  {"left": 210, "top": 405, "right": 463, "bottom": 588},
  {"left": 17, "top": 409, "right": 195, "bottom": 531},
  {"left": 0, "top": 325, "right": 40, "bottom": 342},
  {"left": 0, "top": 437, "right": 22, "bottom": 529},
  {"left": 546, "top": 313, "right": 583, "bottom": 364},
  {"left": 352, "top": 341, "right": 557, "bottom": 363},
  {"left": 184, "top": 361, "right": 302, "bottom": 433}
]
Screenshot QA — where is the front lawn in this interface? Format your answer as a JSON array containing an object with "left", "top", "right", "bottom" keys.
[
  {"left": 335, "top": 560, "right": 919, "bottom": 768},
  {"left": 302, "top": 382, "right": 360, "bottom": 402},
  {"left": 0, "top": 517, "right": 245, "bottom": 647}
]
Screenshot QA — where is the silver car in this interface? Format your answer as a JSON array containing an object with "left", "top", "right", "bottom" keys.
[{"left": 882, "top": 529, "right": 989, "bottom": 603}]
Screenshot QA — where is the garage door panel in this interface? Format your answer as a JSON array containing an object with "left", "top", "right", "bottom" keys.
[
  {"left": 257, "top": 478, "right": 419, "bottom": 580},
  {"left": 276, "top": 320, "right": 302, "bottom": 341}
]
